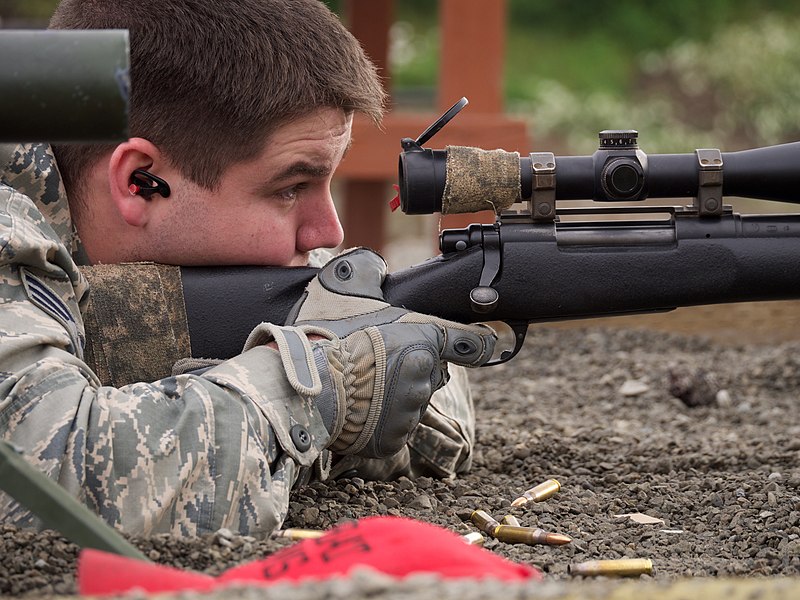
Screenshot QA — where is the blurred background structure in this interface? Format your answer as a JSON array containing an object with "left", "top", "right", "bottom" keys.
[{"left": 3, "top": 0, "right": 800, "bottom": 268}]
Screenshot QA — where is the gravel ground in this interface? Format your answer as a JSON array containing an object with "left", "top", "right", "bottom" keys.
[{"left": 2, "top": 321, "right": 800, "bottom": 597}]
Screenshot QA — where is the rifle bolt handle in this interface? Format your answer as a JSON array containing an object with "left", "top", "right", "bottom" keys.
[{"left": 470, "top": 286, "right": 499, "bottom": 314}]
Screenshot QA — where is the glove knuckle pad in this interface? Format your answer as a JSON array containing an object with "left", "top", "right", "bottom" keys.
[
  {"left": 442, "top": 329, "right": 493, "bottom": 365},
  {"left": 318, "top": 249, "right": 387, "bottom": 300},
  {"left": 372, "top": 346, "right": 436, "bottom": 457},
  {"left": 382, "top": 324, "right": 441, "bottom": 356}
]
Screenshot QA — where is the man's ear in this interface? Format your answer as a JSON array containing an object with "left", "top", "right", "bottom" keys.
[{"left": 108, "top": 138, "right": 168, "bottom": 227}]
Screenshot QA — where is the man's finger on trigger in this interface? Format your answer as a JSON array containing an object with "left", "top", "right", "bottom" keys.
[{"left": 439, "top": 326, "right": 495, "bottom": 366}]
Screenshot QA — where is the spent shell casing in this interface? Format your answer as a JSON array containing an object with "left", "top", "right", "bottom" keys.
[
  {"left": 501, "top": 514, "right": 522, "bottom": 527},
  {"left": 470, "top": 509, "right": 501, "bottom": 536},
  {"left": 274, "top": 528, "right": 325, "bottom": 540},
  {"left": 462, "top": 532, "right": 485, "bottom": 546},
  {"left": 568, "top": 558, "right": 653, "bottom": 577},
  {"left": 511, "top": 479, "right": 561, "bottom": 507},
  {"left": 493, "top": 525, "right": 572, "bottom": 546}
]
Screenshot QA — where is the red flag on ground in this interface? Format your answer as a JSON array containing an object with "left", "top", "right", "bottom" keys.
[{"left": 79, "top": 516, "right": 541, "bottom": 596}]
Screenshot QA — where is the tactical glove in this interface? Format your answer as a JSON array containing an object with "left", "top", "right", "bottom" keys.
[{"left": 245, "top": 248, "right": 495, "bottom": 458}]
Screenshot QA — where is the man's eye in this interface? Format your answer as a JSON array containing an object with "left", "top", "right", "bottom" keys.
[
  {"left": 280, "top": 187, "right": 298, "bottom": 202},
  {"left": 278, "top": 183, "right": 308, "bottom": 203}
]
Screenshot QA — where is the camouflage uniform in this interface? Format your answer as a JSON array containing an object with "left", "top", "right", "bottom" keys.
[{"left": 0, "top": 143, "right": 475, "bottom": 537}]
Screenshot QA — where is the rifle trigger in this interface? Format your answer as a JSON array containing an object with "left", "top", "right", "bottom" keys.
[{"left": 482, "top": 321, "right": 528, "bottom": 367}]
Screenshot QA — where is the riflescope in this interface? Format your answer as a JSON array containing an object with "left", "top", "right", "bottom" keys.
[{"left": 398, "top": 98, "right": 800, "bottom": 215}]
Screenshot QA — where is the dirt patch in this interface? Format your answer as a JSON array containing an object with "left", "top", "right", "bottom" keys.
[{"left": 544, "top": 300, "right": 800, "bottom": 346}]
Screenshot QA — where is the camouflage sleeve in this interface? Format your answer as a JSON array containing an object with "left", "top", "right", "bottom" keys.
[
  {"left": 407, "top": 365, "right": 475, "bottom": 477},
  {"left": 0, "top": 187, "right": 329, "bottom": 537}
]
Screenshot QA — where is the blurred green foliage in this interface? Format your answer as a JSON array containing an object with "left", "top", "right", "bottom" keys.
[
  {"left": 509, "top": 0, "right": 800, "bottom": 51},
  {"left": 379, "top": 0, "right": 800, "bottom": 151},
  {"left": 514, "top": 12, "right": 800, "bottom": 152},
  {"left": 379, "top": 0, "right": 800, "bottom": 95}
]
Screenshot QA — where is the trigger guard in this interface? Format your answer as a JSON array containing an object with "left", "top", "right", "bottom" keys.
[{"left": 482, "top": 320, "right": 528, "bottom": 366}]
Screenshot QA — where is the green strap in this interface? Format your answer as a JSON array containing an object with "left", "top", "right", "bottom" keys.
[{"left": 0, "top": 440, "right": 148, "bottom": 561}]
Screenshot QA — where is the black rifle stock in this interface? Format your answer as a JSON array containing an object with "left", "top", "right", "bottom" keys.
[
  {"left": 181, "top": 98, "right": 800, "bottom": 365},
  {"left": 181, "top": 212, "right": 800, "bottom": 364}
]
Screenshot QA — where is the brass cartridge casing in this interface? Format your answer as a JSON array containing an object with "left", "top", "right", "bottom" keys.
[
  {"left": 274, "top": 528, "right": 325, "bottom": 540},
  {"left": 470, "top": 509, "right": 501, "bottom": 536},
  {"left": 501, "top": 514, "right": 522, "bottom": 527},
  {"left": 568, "top": 558, "right": 653, "bottom": 577},
  {"left": 493, "top": 525, "right": 572, "bottom": 546},
  {"left": 511, "top": 479, "right": 561, "bottom": 507},
  {"left": 462, "top": 532, "right": 485, "bottom": 546}
]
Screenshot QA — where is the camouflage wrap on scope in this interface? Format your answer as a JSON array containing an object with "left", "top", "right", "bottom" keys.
[
  {"left": 442, "top": 145, "right": 521, "bottom": 214},
  {"left": 0, "top": 143, "right": 478, "bottom": 536}
]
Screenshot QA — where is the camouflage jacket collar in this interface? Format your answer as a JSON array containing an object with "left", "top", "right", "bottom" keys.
[{"left": 0, "top": 142, "right": 90, "bottom": 265}]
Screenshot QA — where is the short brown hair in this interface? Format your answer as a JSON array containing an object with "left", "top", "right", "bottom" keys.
[{"left": 50, "top": 0, "right": 385, "bottom": 196}]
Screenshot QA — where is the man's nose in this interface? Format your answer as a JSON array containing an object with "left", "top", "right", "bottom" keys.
[{"left": 297, "top": 191, "right": 344, "bottom": 252}]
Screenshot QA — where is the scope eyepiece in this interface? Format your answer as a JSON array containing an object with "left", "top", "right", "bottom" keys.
[{"left": 397, "top": 144, "right": 447, "bottom": 214}]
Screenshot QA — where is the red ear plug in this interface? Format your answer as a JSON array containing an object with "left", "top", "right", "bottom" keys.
[{"left": 128, "top": 169, "right": 171, "bottom": 199}]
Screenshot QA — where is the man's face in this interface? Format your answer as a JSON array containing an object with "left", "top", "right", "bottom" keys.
[{"left": 146, "top": 108, "right": 351, "bottom": 266}]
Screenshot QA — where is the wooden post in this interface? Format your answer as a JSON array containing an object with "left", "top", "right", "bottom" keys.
[
  {"left": 337, "top": 0, "right": 529, "bottom": 255},
  {"left": 438, "top": 0, "right": 508, "bottom": 229},
  {"left": 439, "top": 0, "right": 507, "bottom": 114},
  {"left": 341, "top": 0, "right": 393, "bottom": 253}
]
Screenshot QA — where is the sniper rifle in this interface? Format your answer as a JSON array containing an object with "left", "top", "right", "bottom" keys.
[{"left": 179, "top": 98, "right": 800, "bottom": 365}]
